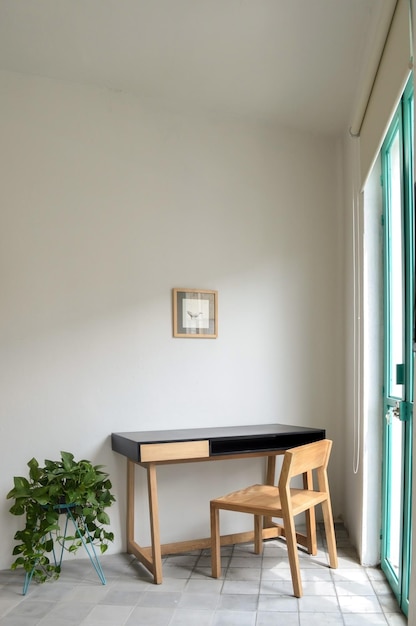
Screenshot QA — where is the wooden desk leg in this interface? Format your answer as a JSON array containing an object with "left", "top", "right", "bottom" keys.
[
  {"left": 264, "top": 455, "right": 277, "bottom": 530},
  {"left": 266, "top": 455, "right": 276, "bottom": 486},
  {"left": 125, "top": 459, "right": 162, "bottom": 584},
  {"left": 147, "top": 463, "right": 163, "bottom": 584},
  {"left": 263, "top": 455, "right": 285, "bottom": 540},
  {"left": 127, "top": 459, "right": 135, "bottom": 553}
]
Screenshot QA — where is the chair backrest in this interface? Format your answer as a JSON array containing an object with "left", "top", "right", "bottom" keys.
[{"left": 278, "top": 439, "right": 332, "bottom": 491}]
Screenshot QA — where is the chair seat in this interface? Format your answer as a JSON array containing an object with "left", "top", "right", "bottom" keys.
[
  {"left": 212, "top": 484, "right": 279, "bottom": 514},
  {"left": 212, "top": 483, "right": 328, "bottom": 517}
]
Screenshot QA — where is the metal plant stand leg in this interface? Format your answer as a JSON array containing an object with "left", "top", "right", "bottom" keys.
[
  {"left": 65, "top": 507, "right": 106, "bottom": 585},
  {"left": 23, "top": 506, "right": 106, "bottom": 595}
]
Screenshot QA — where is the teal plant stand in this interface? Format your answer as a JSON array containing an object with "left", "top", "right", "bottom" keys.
[{"left": 23, "top": 503, "right": 106, "bottom": 595}]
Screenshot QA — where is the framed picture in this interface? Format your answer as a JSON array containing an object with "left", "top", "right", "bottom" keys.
[{"left": 172, "top": 288, "right": 218, "bottom": 338}]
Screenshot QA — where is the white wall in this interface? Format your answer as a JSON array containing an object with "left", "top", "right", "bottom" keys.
[
  {"left": 342, "top": 136, "right": 384, "bottom": 567},
  {"left": 342, "top": 132, "right": 362, "bottom": 554},
  {"left": 0, "top": 70, "right": 344, "bottom": 570},
  {"left": 361, "top": 158, "right": 384, "bottom": 566}
]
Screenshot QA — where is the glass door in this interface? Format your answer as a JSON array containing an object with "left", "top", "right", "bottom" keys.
[{"left": 380, "top": 79, "right": 413, "bottom": 616}]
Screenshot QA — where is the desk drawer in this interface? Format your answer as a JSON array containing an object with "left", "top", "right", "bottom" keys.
[{"left": 140, "top": 440, "right": 210, "bottom": 462}]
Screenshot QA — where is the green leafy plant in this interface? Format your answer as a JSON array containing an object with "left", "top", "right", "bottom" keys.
[{"left": 7, "top": 451, "right": 115, "bottom": 585}]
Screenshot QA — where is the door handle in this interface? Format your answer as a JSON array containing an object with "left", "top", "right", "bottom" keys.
[
  {"left": 385, "top": 401, "right": 400, "bottom": 424},
  {"left": 392, "top": 401, "right": 400, "bottom": 419},
  {"left": 385, "top": 400, "right": 412, "bottom": 423}
]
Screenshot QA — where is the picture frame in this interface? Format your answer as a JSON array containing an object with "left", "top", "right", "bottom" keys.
[{"left": 172, "top": 288, "right": 218, "bottom": 338}]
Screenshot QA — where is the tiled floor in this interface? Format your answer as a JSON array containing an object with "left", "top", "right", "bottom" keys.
[{"left": 0, "top": 525, "right": 407, "bottom": 625}]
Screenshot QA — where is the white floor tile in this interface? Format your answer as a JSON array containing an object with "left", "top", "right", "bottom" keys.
[{"left": 0, "top": 525, "right": 405, "bottom": 626}]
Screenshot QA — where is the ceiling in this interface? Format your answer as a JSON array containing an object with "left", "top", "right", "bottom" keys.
[{"left": 0, "top": 0, "right": 394, "bottom": 136}]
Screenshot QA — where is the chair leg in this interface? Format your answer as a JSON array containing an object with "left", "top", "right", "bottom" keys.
[
  {"left": 283, "top": 513, "right": 303, "bottom": 597},
  {"left": 321, "top": 499, "right": 338, "bottom": 569},
  {"left": 304, "top": 506, "right": 317, "bottom": 556},
  {"left": 210, "top": 503, "right": 221, "bottom": 578},
  {"left": 254, "top": 515, "right": 263, "bottom": 554},
  {"left": 303, "top": 471, "right": 317, "bottom": 556}
]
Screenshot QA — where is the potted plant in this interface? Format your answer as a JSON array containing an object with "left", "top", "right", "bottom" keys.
[{"left": 7, "top": 451, "right": 115, "bottom": 587}]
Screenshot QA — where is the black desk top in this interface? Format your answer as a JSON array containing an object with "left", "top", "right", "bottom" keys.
[{"left": 111, "top": 423, "right": 325, "bottom": 462}]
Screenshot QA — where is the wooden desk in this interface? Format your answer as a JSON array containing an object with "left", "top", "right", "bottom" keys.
[{"left": 111, "top": 423, "right": 325, "bottom": 583}]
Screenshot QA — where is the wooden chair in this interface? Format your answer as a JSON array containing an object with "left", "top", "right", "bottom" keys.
[{"left": 210, "top": 438, "right": 338, "bottom": 597}]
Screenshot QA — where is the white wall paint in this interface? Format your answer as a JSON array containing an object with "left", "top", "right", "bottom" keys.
[
  {"left": 342, "top": 133, "right": 363, "bottom": 555},
  {"left": 362, "top": 158, "right": 383, "bottom": 566},
  {"left": 0, "top": 70, "right": 344, "bottom": 571},
  {"left": 342, "top": 137, "right": 383, "bottom": 567}
]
